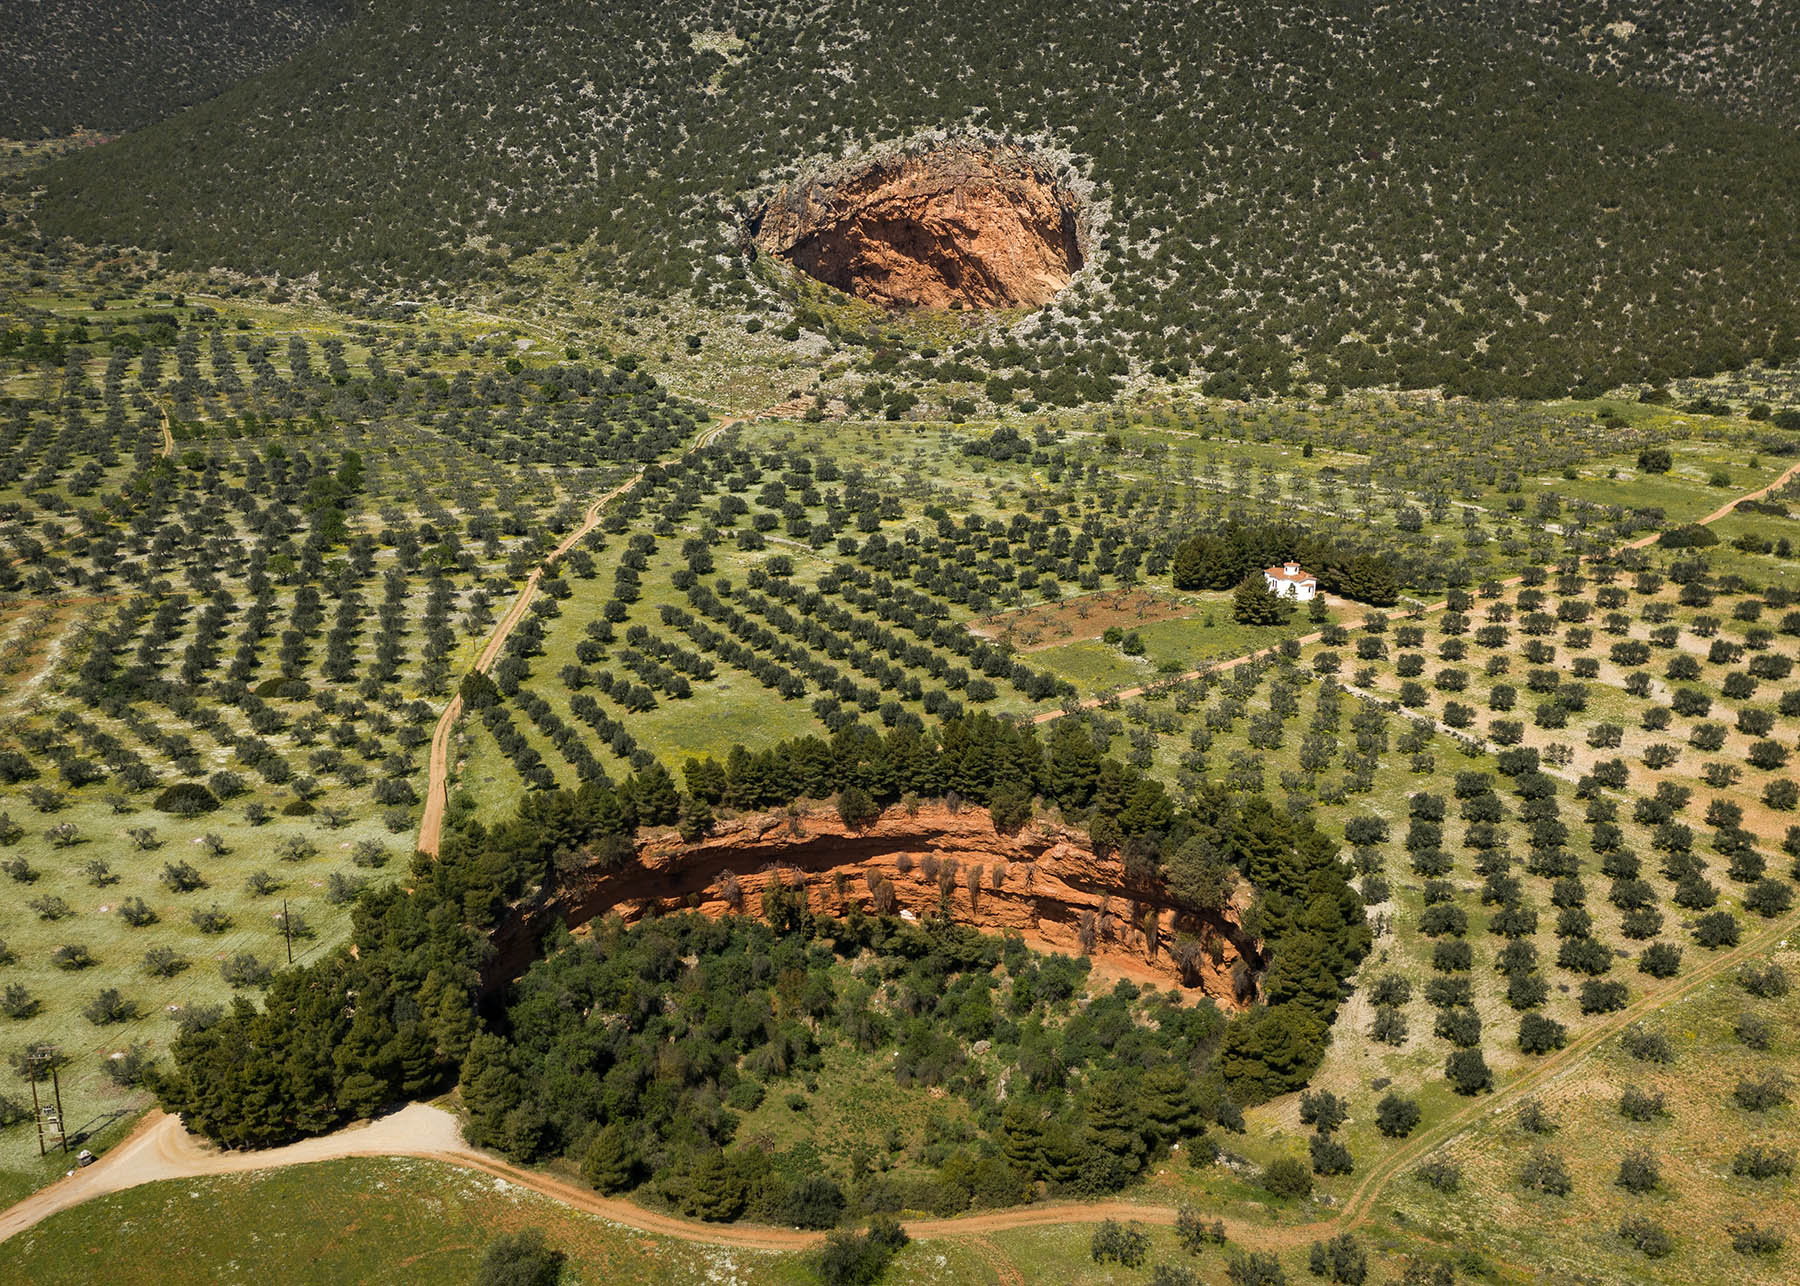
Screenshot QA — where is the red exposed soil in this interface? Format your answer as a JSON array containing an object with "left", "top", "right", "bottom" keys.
[
  {"left": 753, "top": 145, "right": 1084, "bottom": 310},
  {"left": 486, "top": 804, "right": 1259, "bottom": 1007},
  {"left": 970, "top": 588, "right": 1202, "bottom": 651}
]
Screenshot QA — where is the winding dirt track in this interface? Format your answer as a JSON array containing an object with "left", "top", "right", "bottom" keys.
[
  {"left": 0, "top": 1102, "right": 1189, "bottom": 1253},
  {"left": 10, "top": 453, "right": 1791, "bottom": 1269},
  {"left": 1658, "top": 458, "right": 1800, "bottom": 532},
  {"left": 415, "top": 415, "right": 740, "bottom": 856},
  {"left": 6, "top": 871, "right": 1792, "bottom": 1263}
]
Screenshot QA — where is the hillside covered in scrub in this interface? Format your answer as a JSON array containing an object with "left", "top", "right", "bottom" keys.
[
  {"left": 24, "top": 0, "right": 1799, "bottom": 402},
  {"left": 0, "top": 0, "right": 350, "bottom": 139},
  {"left": 1398, "top": 0, "right": 1800, "bottom": 129},
  {"left": 5, "top": 3, "right": 1800, "bottom": 1280}
]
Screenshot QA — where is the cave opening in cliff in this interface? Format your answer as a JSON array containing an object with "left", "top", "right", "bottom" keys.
[{"left": 751, "top": 145, "right": 1085, "bottom": 311}]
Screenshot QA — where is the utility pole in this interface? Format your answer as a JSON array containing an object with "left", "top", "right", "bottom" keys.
[
  {"left": 282, "top": 897, "right": 293, "bottom": 964},
  {"left": 51, "top": 1061, "right": 67, "bottom": 1154},
  {"left": 28, "top": 1050, "right": 67, "bottom": 1157},
  {"left": 28, "top": 1064, "right": 45, "bottom": 1158}
]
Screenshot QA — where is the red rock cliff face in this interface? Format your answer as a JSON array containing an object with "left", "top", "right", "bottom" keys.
[
  {"left": 753, "top": 147, "right": 1084, "bottom": 310},
  {"left": 486, "top": 805, "right": 1261, "bottom": 1009}
]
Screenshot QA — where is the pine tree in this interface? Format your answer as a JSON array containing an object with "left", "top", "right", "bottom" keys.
[
  {"left": 1164, "top": 834, "right": 1236, "bottom": 912},
  {"left": 683, "top": 756, "right": 728, "bottom": 803},
  {"left": 581, "top": 1122, "right": 643, "bottom": 1193},
  {"left": 1001, "top": 1101, "right": 1049, "bottom": 1180},
  {"left": 423, "top": 970, "right": 477, "bottom": 1065},
  {"left": 1233, "top": 575, "right": 1291, "bottom": 625},
  {"left": 459, "top": 1032, "right": 523, "bottom": 1149},
  {"left": 1344, "top": 554, "right": 1400, "bottom": 607},
  {"left": 1038, "top": 1121, "right": 1088, "bottom": 1185},
  {"left": 1136, "top": 1063, "right": 1203, "bottom": 1148},
  {"left": 677, "top": 793, "right": 715, "bottom": 842},
  {"left": 627, "top": 762, "right": 680, "bottom": 826},
  {"left": 1172, "top": 536, "right": 1232, "bottom": 589},
  {"left": 395, "top": 1022, "right": 440, "bottom": 1098},
  {"left": 1044, "top": 718, "right": 1103, "bottom": 808},
  {"left": 1082, "top": 1073, "right": 1147, "bottom": 1175},
  {"left": 1217, "top": 1005, "right": 1329, "bottom": 1101},
  {"left": 335, "top": 1068, "right": 389, "bottom": 1118},
  {"left": 677, "top": 1149, "right": 749, "bottom": 1221}
]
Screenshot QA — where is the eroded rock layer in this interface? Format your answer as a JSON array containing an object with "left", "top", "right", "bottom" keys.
[
  {"left": 753, "top": 147, "right": 1083, "bottom": 310},
  {"left": 487, "top": 805, "right": 1260, "bottom": 1007}
]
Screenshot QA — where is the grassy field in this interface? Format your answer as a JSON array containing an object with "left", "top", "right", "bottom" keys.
[
  {"left": 1372, "top": 942, "right": 1800, "bottom": 1283},
  {"left": 0, "top": 1155, "right": 998, "bottom": 1285},
  {"left": 6, "top": 156, "right": 1800, "bottom": 1286}
]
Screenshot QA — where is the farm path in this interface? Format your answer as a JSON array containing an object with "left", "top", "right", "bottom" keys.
[
  {"left": 0, "top": 1104, "right": 462, "bottom": 1246},
  {"left": 0, "top": 1102, "right": 1200, "bottom": 1257},
  {"left": 3, "top": 881, "right": 1796, "bottom": 1266},
  {"left": 417, "top": 412, "right": 743, "bottom": 856},
  {"left": 12, "top": 446, "right": 1796, "bottom": 1268},
  {"left": 0, "top": 1104, "right": 856, "bottom": 1253},
  {"left": 1626, "top": 457, "right": 1800, "bottom": 544}
]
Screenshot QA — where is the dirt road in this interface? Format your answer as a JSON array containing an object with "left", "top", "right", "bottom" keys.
[
  {"left": 0, "top": 1102, "right": 1201, "bottom": 1254},
  {"left": 0, "top": 1105, "right": 813, "bottom": 1253},
  {"left": 1624, "top": 458, "right": 1800, "bottom": 547},
  {"left": 3, "top": 868, "right": 1796, "bottom": 1265},
  {"left": 0, "top": 1105, "right": 465, "bottom": 1246},
  {"left": 416, "top": 415, "right": 741, "bottom": 856}
]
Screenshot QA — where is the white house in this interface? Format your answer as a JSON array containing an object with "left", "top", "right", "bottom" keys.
[{"left": 1264, "top": 562, "right": 1318, "bottom": 602}]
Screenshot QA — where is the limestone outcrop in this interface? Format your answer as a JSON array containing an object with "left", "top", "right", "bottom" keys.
[
  {"left": 486, "top": 804, "right": 1261, "bottom": 1008},
  {"left": 751, "top": 146, "right": 1084, "bottom": 310}
]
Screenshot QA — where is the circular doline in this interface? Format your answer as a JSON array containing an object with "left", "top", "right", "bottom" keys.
[{"left": 751, "top": 145, "right": 1084, "bottom": 310}]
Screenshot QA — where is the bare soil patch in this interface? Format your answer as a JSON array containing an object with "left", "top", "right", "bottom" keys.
[
  {"left": 970, "top": 588, "right": 1202, "bottom": 651},
  {"left": 753, "top": 143, "right": 1084, "bottom": 310}
]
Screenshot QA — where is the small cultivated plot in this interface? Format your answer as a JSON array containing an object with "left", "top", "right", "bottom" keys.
[
  {"left": 970, "top": 587, "right": 1208, "bottom": 650},
  {"left": 1377, "top": 944, "right": 1800, "bottom": 1284},
  {"left": 1028, "top": 595, "right": 1347, "bottom": 698}
]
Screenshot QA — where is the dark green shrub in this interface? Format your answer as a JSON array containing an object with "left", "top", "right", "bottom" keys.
[
  {"left": 1616, "top": 1148, "right": 1660, "bottom": 1194},
  {"left": 1260, "top": 1156, "right": 1312, "bottom": 1199},
  {"left": 1375, "top": 1092, "right": 1421, "bottom": 1138},
  {"left": 153, "top": 782, "right": 219, "bottom": 817},
  {"left": 1445, "top": 1049, "right": 1491, "bottom": 1095},
  {"left": 473, "top": 1228, "right": 563, "bottom": 1286},
  {"left": 1414, "top": 1158, "right": 1460, "bottom": 1192},
  {"left": 1517, "top": 1147, "right": 1572, "bottom": 1196},
  {"left": 1518, "top": 1013, "right": 1566, "bottom": 1054},
  {"left": 1091, "top": 1219, "right": 1150, "bottom": 1267},
  {"left": 1617, "top": 1215, "right": 1673, "bottom": 1258}
]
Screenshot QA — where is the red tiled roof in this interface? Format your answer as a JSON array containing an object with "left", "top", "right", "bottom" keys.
[{"left": 1264, "top": 565, "right": 1316, "bottom": 582}]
